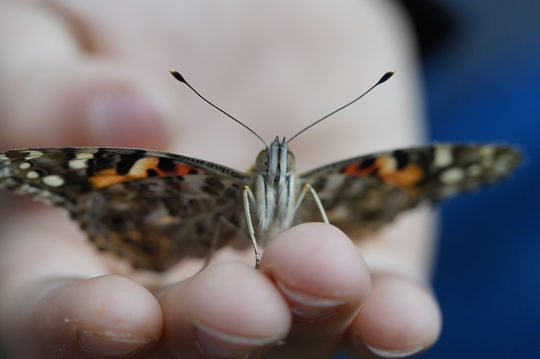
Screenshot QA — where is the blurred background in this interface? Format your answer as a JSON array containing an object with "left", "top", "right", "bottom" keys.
[{"left": 394, "top": 0, "right": 539, "bottom": 357}]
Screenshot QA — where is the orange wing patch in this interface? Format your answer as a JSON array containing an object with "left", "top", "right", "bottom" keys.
[
  {"left": 89, "top": 169, "right": 130, "bottom": 189},
  {"left": 379, "top": 163, "right": 423, "bottom": 188},
  {"left": 342, "top": 156, "right": 424, "bottom": 189},
  {"left": 90, "top": 157, "right": 197, "bottom": 189}
]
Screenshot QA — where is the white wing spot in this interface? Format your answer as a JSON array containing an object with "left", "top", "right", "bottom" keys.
[
  {"left": 0, "top": 167, "right": 10, "bottom": 177},
  {"left": 0, "top": 154, "right": 8, "bottom": 161},
  {"left": 26, "top": 171, "right": 40, "bottom": 179},
  {"left": 18, "top": 184, "right": 40, "bottom": 195},
  {"left": 379, "top": 156, "right": 397, "bottom": 174},
  {"left": 69, "top": 159, "right": 88, "bottom": 169},
  {"left": 493, "top": 153, "right": 515, "bottom": 175},
  {"left": 479, "top": 146, "right": 495, "bottom": 156},
  {"left": 440, "top": 167, "right": 465, "bottom": 184},
  {"left": 24, "top": 150, "right": 44, "bottom": 160},
  {"left": 37, "top": 189, "right": 64, "bottom": 204},
  {"left": 467, "top": 165, "right": 483, "bottom": 177},
  {"left": 76, "top": 152, "right": 95, "bottom": 160},
  {"left": 43, "top": 175, "right": 65, "bottom": 187},
  {"left": 434, "top": 146, "right": 453, "bottom": 167},
  {"left": 19, "top": 162, "right": 31, "bottom": 170}
]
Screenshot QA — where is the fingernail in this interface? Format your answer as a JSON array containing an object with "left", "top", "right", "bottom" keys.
[
  {"left": 77, "top": 328, "right": 151, "bottom": 357},
  {"left": 275, "top": 279, "right": 348, "bottom": 320},
  {"left": 194, "top": 321, "right": 277, "bottom": 358},
  {"left": 365, "top": 343, "right": 424, "bottom": 358},
  {"left": 87, "top": 91, "right": 171, "bottom": 147}
]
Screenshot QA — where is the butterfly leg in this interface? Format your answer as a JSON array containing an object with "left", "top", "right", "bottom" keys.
[
  {"left": 294, "top": 183, "right": 329, "bottom": 224},
  {"left": 195, "top": 219, "right": 223, "bottom": 274},
  {"left": 242, "top": 185, "right": 262, "bottom": 268},
  {"left": 196, "top": 216, "right": 241, "bottom": 274}
]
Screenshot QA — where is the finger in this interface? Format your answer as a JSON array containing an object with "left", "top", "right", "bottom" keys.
[
  {"left": 152, "top": 262, "right": 290, "bottom": 358},
  {"left": 0, "top": 210, "right": 163, "bottom": 358},
  {"left": 260, "top": 223, "right": 371, "bottom": 359},
  {"left": 0, "top": 274, "right": 162, "bottom": 359},
  {"left": 347, "top": 275, "right": 441, "bottom": 358},
  {"left": 0, "top": 3, "right": 172, "bottom": 149}
]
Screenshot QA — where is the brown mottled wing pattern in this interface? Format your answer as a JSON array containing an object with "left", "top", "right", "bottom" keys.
[
  {"left": 0, "top": 148, "right": 251, "bottom": 271},
  {"left": 298, "top": 144, "right": 521, "bottom": 236}
]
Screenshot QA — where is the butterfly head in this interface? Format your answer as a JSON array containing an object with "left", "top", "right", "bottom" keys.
[{"left": 254, "top": 136, "right": 295, "bottom": 184}]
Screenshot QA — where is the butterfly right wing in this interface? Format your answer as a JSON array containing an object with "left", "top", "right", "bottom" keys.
[{"left": 298, "top": 144, "right": 521, "bottom": 236}]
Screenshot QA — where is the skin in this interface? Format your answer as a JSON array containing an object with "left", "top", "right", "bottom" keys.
[{"left": 0, "top": 0, "right": 441, "bottom": 358}]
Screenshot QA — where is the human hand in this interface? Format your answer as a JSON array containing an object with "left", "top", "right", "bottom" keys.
[{"left": 0, "top": 1, "right": 441, "bottom": 358}]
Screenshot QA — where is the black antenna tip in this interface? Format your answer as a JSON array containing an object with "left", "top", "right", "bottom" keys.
[
  {"left": 377, "top": 71, "right": 395, "bottom": 85},
  {"left": 170, "top": 70, "right": 187, "bottom": 83}
]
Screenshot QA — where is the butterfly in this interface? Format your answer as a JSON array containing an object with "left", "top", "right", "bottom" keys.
[{"left": 0, "top": 71, "right": 522, "bottom": 271}]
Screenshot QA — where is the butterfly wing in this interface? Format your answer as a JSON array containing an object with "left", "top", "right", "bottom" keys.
[
  {"left": 298, "top": 144, "right": 521, "bottom": 236},
  {"left": 0, "top": 147, "right": 251, "bottom": 271}
]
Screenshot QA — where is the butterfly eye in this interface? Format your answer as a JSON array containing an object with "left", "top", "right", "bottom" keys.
[
  {"left": 255, "top": 150, "right": 269, "bottom": 171},
  {"left": 287, "top": 152, "right": 295, "bottom": 171}
]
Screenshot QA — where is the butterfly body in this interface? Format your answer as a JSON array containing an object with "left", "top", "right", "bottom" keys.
[{"left": 251, "top": 136, "right": 298, "bottom": 235}]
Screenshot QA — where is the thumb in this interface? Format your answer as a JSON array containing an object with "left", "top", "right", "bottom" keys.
[{"left": 0, "top": 61, "right": 172, "bottom": 149}]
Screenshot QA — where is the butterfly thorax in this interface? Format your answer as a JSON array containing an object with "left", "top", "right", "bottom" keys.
[{"left": 251, "top": 137, "right": 297, "bottom": 235}]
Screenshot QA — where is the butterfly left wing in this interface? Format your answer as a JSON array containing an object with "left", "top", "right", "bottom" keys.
[
  {"left": 0, "top": 147, "right": 252, "bottom": 271},
  {"left": 298, "top": 144, "right": 521, "bottom": 236}
]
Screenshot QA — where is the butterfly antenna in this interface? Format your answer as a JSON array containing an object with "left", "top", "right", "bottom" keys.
[
  {"left": 287, "top": 71, "right": 394, "bottom": 144},
  {"left": 170, "top": 70, "right": 268, "bottom": 148}
]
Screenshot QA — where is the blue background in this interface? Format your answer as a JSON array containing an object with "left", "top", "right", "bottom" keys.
[{"left": 423, "top": 0, "right": 539, "bottom": 357}]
